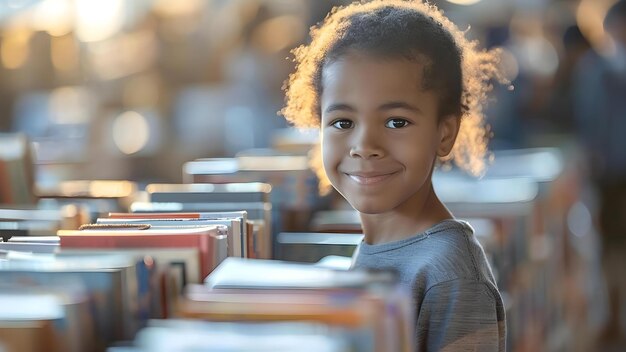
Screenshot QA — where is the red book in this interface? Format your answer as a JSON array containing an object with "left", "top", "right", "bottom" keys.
[
  {"left": 108, "top": 213, "right": 203, "bottom": 219},
  {"left": 58, "top": 226, "right": 227, "bottom": 281}
]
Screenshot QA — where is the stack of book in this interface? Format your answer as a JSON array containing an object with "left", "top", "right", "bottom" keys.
[
  {"left": 119, "top": 257, "right": 413, "bottom": 352},
  {"left": 182, "top": 151, "right": 329, "bottom": 235},
  {"left": 0, "top": 205, "right": 88, "bottom": 242},
  {"left": 0, "top": 251, "right": 155, "bottom": 351},
  {"left": 131, "top": 182, "right": 272, "bottom": 259},
  {"left": 182, "top": 153, "right": 318, "bottom": 211},
  {"left": 58, "top": 225, "right": 227, "bottom": 280},
  {"left": 1, "top": 221, "right": 232, "bottom": 350},
  {"left": 0, "top": 289, "right": 91, "bottom": 352}
]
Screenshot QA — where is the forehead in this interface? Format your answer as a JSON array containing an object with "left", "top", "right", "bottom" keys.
[{"left": 320, "top": 53, "right": 435, "bottom": 108}]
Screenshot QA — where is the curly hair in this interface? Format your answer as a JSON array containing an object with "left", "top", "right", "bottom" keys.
[{"left": 281, "top": 0, "right": 507, "bottom": 193}]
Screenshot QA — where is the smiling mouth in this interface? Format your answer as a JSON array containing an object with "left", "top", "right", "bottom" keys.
[{"left": 346, "top": 172, "right": 398, "bottom": 185}]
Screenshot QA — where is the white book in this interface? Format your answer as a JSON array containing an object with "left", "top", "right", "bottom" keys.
[{"left": 204, "top": 257, "right": 393, "bottom": 290}]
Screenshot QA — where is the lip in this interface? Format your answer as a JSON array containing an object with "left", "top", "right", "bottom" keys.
[{"left": 344, "top": 171, "right": 398, "bottom": 185}]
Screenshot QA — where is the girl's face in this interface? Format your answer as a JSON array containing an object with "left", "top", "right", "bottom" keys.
[{"left": 320, "top": 54, "right": 459, "bottom": 215}]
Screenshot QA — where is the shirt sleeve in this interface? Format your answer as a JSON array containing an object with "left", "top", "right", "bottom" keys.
[{"left": 416, "top": 279, "right": 505, "bottom": 352}]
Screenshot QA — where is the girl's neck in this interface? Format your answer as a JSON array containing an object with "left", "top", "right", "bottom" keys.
[{"left": 359, "top": 184, "right": 453, "bottom": 245}]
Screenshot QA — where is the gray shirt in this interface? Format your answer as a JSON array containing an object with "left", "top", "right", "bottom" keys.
[{"left": 352, "top": 219, "right": 506, "bottom": 352}]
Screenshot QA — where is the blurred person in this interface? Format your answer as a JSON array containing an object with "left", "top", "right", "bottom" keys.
[
  {"left": 281, "top": 1, "right": 507, "bottom": 350},
  {"left": 481, "top": 25, "right": 527, "bottom": 150},
  {"left": 221, "top": 1, "right": 309, "bottom": 148},
  {"left": 548, "top": 25, "right": 592, "bottom": 134},
  {"left": 573, "top": 0, "right": 626, "bottom": 345}
]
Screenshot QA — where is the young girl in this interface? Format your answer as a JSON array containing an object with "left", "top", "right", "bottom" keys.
[{"left": 282, "top": 1, "right": 506, "bottom": 351}]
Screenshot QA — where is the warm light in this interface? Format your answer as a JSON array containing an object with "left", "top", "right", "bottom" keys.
[
  {"left": 51, "top": 34, "right": 78, "bottom": 72},
  {"left": 446, "top": 0, "right": 482, "bottom": 5},
  {"left": 153, "top": 0, "right": 202, "bottom": 17},
  {"left": 123, "top": 74, "right": 161, "bottom": 107},
  {"left": 50, "top": 87, "right": 92, "bottom": 124},
  {"left": 32, "top": 0, "right": 73, "bottom": 37},
  {"left": 74, "top": 0, "right": 124, "bottom": 42},
  {"left": 112, "top": 111, "right": 150, "bottom": 155},
  {"left": 6, "top": 0, "right": 29, "bottom": 9},
  {"left": 88, "top": 180, "right": 135, "bottom": 198},
  {"left": 56, "top": 180, "right": 135, "bottom": 198},
  {"left": 252, "top": 15, "right": 306, "bottom": 53},
  {"left": 61, "top": 204, "right": 78, "bottom": 218},
  {"left": 238, "top": 156, "right": 309, "bottom": 171},
  {"left": 88, "top": 31, "right": 157, "bottom": 80},
  {"left": 577, "top": 0, "right": 615, "bottom": 55},
  {"left": 1, "top": 29, "right": 31, "bottom": 69}
]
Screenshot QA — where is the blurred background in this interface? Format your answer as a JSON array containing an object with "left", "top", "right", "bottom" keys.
[{"left": 1, "top": 0, "right": 625, "bottom": 351}]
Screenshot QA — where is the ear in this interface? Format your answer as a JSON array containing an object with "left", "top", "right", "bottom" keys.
[{"left": 437, "top": 114, "right": 461, "bottom": 157}]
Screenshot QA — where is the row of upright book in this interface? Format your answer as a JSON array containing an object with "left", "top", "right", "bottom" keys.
[
  {"left": 1, "top": 240, "right": 412, "bottom": 351},
  {"left": 1, "top": 165, "right": 403, "bottom": 351}
]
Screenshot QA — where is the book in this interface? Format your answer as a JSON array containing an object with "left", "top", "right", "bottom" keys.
[
  {"left": 276, "top": 232, "right": 363, "bottom": 263},
  {"left": 125, "top": 205, "right": 272, "bottom": 259},
  {"left": 124, "top": 319, "right": 358, "bottom": 352},
  {"left": 59, "top": 248, "right": 200, "bottom": 287},
  {"left": 204, "top": 257, "right": 394, "bottom": 290},
  {"left": 96, "top": 216, "right": 245, "bottom": 258},
  {"left": 8, "top": 236, "right": 60, "bottom": 243},
  {"left": 58, "top": 226, "right": 227, "bottom": 280},
  {"left": 0, "top": 293, "right": 66, "bottom": 352},
  {"left": 0, "top": 282, "right": 95, "bottom": 352},
  {"left": 57, "top": 248, "right": 199, "bottom": 319},
  {"left": 183, "top": 151, "right": 332, "bottom": 238},
  {"left": 0, "top": 253, "right": 153, "bottom": 348},
  {"left": 433, "top": 173, "right": 539, "bottom": 217},
  {"left": 129, "top": 202, "right": 270, "bottom": 223},
  {"left": 0, "top": 242, "right": 59, "bottom": 254},
  {"left": 183, "top": 153, "right": 320, "bottom": 210},
  {"left": 0, "top": 205, "right": 87, "bottom": 240},
  {"left": 187, "top": 258, "right": 413, "bottom": 352}
]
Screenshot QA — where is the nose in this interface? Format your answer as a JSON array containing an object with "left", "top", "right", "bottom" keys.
[{"left": 349, "top": 126, "right": 385, "bottom": 159}]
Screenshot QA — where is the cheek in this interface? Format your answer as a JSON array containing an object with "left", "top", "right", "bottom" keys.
[
  {"left": 321, "top": 132, "right": 352, "bottom": 194},
  {"left": 391, "top": 135, "right": 437, "bottom": 167},
  {"left": 321, "top": 133, "right": 340, "bottom": 173}
]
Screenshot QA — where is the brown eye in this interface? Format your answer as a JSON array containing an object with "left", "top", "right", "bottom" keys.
[
  {"left": 332, "top": 119, "right": 354, "bottom": 129},
  {"left": 385, "top": 118, "right": 410, "bottom": 129}
]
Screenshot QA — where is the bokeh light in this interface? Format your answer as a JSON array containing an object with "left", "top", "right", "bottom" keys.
[
  {"left": 112, "top": 111, "right": 150, "bottom": 155},
  {"left": 74, "top": 0, "right": 124, "bottom": 42}
]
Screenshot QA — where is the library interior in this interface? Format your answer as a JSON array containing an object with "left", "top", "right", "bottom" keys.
[{"left": 0, "top": 0, "right": 625, "bottom": 351}]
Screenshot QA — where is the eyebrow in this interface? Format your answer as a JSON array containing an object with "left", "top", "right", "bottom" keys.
[
  {"left": 324, "top": 103, "right": 355, "bottom": 114},
  {"left": 323, "top": 101, "right": 422, "bottom": 114},
  {"left": 378, "top": 101, "right": 422, "bottom": 114}
]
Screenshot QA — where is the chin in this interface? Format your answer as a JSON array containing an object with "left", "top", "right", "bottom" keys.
[{"left": 348, "top": 198, "right": 392, "bottom": 215}]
